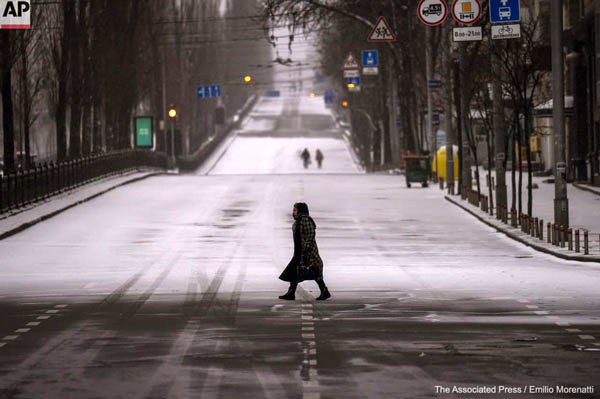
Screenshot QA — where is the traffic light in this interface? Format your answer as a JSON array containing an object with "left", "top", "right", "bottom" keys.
[
  {"left": 341, "top": 100, "right": 349, "bottom": 108},
  {"left": 347, "top": 83, "right": 355, "bottom": 89},
  {"left": 243, "top": 75, "right": 253, "bottom": 83},
  {"left": 168, "top": 107, "right": 177, "bottom": 119}
]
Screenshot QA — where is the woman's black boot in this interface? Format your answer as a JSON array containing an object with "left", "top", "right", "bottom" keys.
[
  {"left": 316, "top": 279, "right": 331, "bottom": 301},
  {"left": 279, "top": 283, "right": 297, "bottom": 300}
]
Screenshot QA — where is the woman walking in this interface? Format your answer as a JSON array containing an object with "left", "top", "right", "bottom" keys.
[{"left": 279, "top": 202, "right": 331, "bottom": 301}]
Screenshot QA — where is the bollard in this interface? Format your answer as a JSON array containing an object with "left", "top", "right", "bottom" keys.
[
  {"left": 568, "top": 229, "right": 573, "bottom": 251},
  {"left": 552, "top": 224, "right": 557, "bottom": 246},
  {"left": 520, "top": 214, "right": 523, "bottom": 231},
  {"left": 547, "top": 223, "right": 551, "bottom": 244},
  {"left": 539, "top": 219, "right": 543, "bottom": 241},
  {"left": 533, "top": 218, "right": 538, "bottom": 238},
  {"left": 575, "top": 230, "right": 580, "bottom": 253},
  {"left": 439, "top": 177, "right": 444, "bottom": 190},
  {"left": 560, "top": 226, "right": 565, "bottom": 248},
  {"left": 584, "top": 231, "right": 589, "bottom": 255}
]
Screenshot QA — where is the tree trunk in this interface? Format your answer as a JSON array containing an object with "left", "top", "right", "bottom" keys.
[
  {"left": 68, "top": 7, "right": 82, "bottom": 158},
  {"left": 1, "top": 31, "right": 16, "bottom": 174},
  {"left": 516, "top": 115, "right": 523, "bottom": 216},
  {"left": 453, "top": 59, "right": 463, "bottom": 195},
  {"left": 486, "top": 124, "right": 494, "bottom": 215},
  {"left": 511, "top": 128, "right": 516, "bottom": 213},
  {"left": 56, "top": 1, "right": 75, "bottom": 161},
  {"left": 525, "top": 108, "right": 533, "bottom": 216},
  {"left": 19, "top": 42, "right": 32, "bottom": 169}
]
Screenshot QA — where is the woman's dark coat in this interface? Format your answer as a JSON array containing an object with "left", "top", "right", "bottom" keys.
[{"left": 279, "top": 214, "right": 323, "bottom": 282}]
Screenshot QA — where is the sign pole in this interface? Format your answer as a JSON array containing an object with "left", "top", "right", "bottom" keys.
[
  {"left": 492, "top": 44, "right": 507, "bottom": 219},
  {"left": 426, "top": 27, "right": 435, "bottom": 180},
  {"left": 444, "top": 25, "right": 455, "bottom": 195},
  {"left": 551, "top": 0, "right": 569, "bottom": 228}
]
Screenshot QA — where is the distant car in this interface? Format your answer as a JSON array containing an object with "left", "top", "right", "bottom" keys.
[
  {"left": 499, "top": 7, "right": 511, "bottom": 18},
  {"left": 423, "top": 4, "right": 442, "bottom": 16}
]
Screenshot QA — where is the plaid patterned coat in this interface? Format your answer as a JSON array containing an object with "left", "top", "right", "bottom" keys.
[{"left": 279, "top": 215, "right": 323, "bottom": 282}]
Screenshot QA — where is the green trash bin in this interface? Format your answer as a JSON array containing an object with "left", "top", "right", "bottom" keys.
[{"left": 405, "top": 156, "right": 430, "bottom": 188}]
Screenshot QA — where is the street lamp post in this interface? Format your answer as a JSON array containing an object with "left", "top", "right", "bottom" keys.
[
  {"left": 551, "top": 0, "right": 569, "bottom": 228},
  {"left": 168, "top": 106, "right": 177, "bottom": 169}
]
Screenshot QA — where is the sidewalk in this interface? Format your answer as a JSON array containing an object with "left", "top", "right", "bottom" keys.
[
  {"left": 0, "top": 169, "right": 165, "bottom": 240},
  {"left": 443, "top": 169, "right": 600, "bottom": 262}
]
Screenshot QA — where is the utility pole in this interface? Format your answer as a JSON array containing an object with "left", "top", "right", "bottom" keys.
[
  {"left": 444, "top": 25, "right": 455, "bottom": 195},
  {"left": 426, "top": 27, "right": 435, "bottom": 180},
  {"left": 162, "top": 52, "right": 168, "bottom": 155},
  {"left": 491, "top": 43, "right": 507, "bottom": 219},
  {"left": 551, "top": 0, "right": 569, "bottom": 228}
]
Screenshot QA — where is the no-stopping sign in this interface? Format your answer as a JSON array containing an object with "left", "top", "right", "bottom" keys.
[
  {"left": 418, "top": 0, "right": 448, "bottom": 26},
  {"left": 452, "top": 0, "right": 482, "bottom": 25}
]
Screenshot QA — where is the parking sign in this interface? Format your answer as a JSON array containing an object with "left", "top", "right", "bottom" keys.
[{"left": 489, "top": 0, "right": 520, "bottom": 23}]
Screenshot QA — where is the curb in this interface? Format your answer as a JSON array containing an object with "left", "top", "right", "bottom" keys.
[
  {"left": 444, "top": 195, "right": 600, "bottom": 263},
  {"left": 573, "top": 182, "right": 600, "bottom": 197},
  {"left": 0, "top": 171, "right": 164, "bottom": 241}
]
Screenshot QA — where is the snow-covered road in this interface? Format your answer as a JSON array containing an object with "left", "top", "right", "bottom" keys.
[{"left": 0, "top": 95, "right": 599, "bottom": 398}]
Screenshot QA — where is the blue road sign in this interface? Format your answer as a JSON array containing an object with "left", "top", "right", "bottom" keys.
[
  {"left": 347, "top": 77, "right": 361, "bottom": 86},
  {"left": 210, "top": 85, "right": 221, "bottom": 97},
  {"left": 428, "top": 80, "right": 442, "bottom": 89},
  {"left": 266, "top": 90, "right": 281, "bottom": 97},
  {"left": 490, "top": 0, "right": 520, "bottom": 23},
  {"left": 362, "top": 50, "right": 379, "bottom": 67},
  {"left": 197, "top": 84, "right": 221, "bottom": 99}
]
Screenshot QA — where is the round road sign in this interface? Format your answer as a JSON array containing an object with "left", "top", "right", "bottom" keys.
[
  {"left": 418, "top": 0, "right": 448, "bottom": 26},
  {"left": 452, "top": 0, "right": 481, "bottom": 25}
]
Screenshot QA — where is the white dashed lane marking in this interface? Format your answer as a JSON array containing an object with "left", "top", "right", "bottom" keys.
[
  {"left": 301, "top": 302, "right": 320, "bottom": 399},
  {"left": 519, "top": 300, "right": 599, "bottom": 348},
  {"left": 579, "top": 335, "right": 595, "bottom": 340},
  {"left": 0, "top": 304, "right": 68, "bottom": 351}
]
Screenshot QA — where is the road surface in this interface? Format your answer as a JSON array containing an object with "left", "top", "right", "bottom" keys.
[{"left": 0, "top": 96, "right": 599, "bottom": 399}]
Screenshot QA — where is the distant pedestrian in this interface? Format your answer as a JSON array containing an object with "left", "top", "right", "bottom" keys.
[
  {"left": 315, "top": 149, "right": 324, "bottom": 169},
  {"left": 279, "top": 203, "right": 331, "bottom": 301},
  {"left": 301, "top": 148, "right": 311, "bottom": 169}
]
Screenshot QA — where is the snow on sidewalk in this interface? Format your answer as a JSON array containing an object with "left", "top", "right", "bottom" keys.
[
  {"left": 446, "top": 168, "right": 600, "bottom": 261},
  {"left": 0, "top": 169, "right": 164, "bottom": 240},
  {"left": 473, "top": 169, "right": 600, "bottom": 234}
]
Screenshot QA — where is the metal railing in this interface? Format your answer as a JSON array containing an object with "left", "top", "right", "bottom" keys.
[
  {"left": 0, "top": 150, "right": 167, "bottom": 214},
  {"left": 454, "top": 184, "right": 600, "bottom": 257}
]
